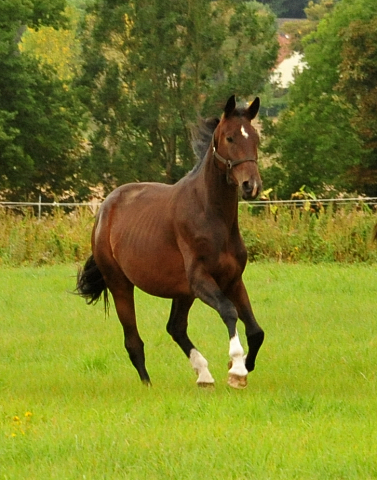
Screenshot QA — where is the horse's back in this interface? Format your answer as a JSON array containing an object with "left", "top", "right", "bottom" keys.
[{"left": 100, "top": 181, "right": 171, "bottom": 209}]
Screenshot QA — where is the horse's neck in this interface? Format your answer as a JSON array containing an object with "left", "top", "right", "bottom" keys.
[{"left": 198, "top": 149, "right": 240, "bottom": 227}]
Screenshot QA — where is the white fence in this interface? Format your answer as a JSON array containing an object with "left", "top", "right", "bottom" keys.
[
  {"left": 1, "top": 196, "right": 377, "bottom": 219},
  {"left": 0, "top": 199, "right": 99, "bottom": 219}
]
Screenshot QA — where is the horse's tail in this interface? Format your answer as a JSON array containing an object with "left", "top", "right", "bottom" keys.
[{"left": 76, "top": 254, "right": 109, "bottom": 314}]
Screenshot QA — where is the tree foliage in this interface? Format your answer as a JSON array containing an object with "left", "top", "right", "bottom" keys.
[
  {"left": 78, "top": 0, "right": 278, "bottom": 193},
  {"left": 337, "top": 18, "right": 377, "bottom": 150},
  {"left": 0, "top": 0, "right": 87, "bottom": 201},
  {"left": 263, "top": 0, "right": 377, "bottom": 197},
  {"left": 5, "top": 0, "right": 377, "bottom": 201},
  {"left": 281, "top": 0, "right": 337, "bottom": 54},
  {"left": 21, "top": 5, "right": 82, "bottom": 81}
]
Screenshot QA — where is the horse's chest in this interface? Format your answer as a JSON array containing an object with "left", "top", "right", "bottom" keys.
[
  {"left": 217, "top": 249, "right": 245, "bottom": 281},
  {"left": 194, "top": 233, "right": 246, "bottom": 278}
]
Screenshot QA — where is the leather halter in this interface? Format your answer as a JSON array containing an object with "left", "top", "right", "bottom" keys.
[{"left": 211, "top": 133, "right": 258, "bottom": 184}]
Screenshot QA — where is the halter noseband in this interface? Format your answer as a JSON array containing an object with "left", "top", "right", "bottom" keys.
[{"left": 211, "top": 133, "right": 257, "bottom": 184}]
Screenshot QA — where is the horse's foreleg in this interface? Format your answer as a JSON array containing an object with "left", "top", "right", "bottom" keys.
[
  {"left": 189, "top": 349, "right": 215, "bottom": 386},
  {"left": 188, "top": 267, "right": 248, "bottom": 388},
  {"left": 227, "top": 280, "right": 264, "bottom": 376},
  {"left": 167, "top": 297, "right": 215, "bottom": 386},
  {"left": 227, "top": 329, "right": 249, "bottom": 389}
]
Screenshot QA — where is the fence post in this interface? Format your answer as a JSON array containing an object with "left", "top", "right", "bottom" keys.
[{"left": 38, "top": 195, "right": 41, "bottom": 220}]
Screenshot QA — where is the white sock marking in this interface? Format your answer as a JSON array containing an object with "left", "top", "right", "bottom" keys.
[
  {"left": 189, "top": 349, "right": 215, "bottom": 384},
  {"left": 241, "top": 126, "right": 249, "bottom": 139},
  {"left": 228, "top": 331, "right": 248, "bottom": 377}
]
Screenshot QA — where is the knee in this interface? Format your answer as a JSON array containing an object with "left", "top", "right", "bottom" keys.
[
  {"left": 125, "top": 335, "right": 144, "bottom": 353},
  {"left": 220, "top": 301, "right": 238, "bottom": 326},
  {"left": 166, "top": 322, "right": 182, "bottom": 342},
  {"left": 166, "top": 321, "right": 175, "bottom": 338}
]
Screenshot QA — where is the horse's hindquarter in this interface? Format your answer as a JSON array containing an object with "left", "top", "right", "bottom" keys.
[{"left": 94, "top": 183, "right": 190, "bottom": 298}]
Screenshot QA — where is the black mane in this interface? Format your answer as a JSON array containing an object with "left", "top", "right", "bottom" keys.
[{"left": 190, "top": 117, "right": 220, "bottom": 174}]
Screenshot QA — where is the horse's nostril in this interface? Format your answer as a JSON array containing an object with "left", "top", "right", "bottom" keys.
[{"left": 242, "top": 181, "right": 250, "bottom": 190}]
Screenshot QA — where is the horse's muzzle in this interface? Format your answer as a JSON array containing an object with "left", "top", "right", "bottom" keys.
[{"left": 242, "top": 180, "right": 262, "bottom": 200}]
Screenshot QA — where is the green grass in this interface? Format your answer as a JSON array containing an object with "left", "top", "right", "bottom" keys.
[{"left": 1, "top": 264, "right": 377, "bottom": 479}]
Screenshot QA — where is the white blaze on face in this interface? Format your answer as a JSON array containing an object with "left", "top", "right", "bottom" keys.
[{"left": 241, "top": 125, "right": 249, "bottom": 139}]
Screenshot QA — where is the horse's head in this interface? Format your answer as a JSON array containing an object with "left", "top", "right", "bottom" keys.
[{"left": 213, "top": 95, "right": 262, "bottom": 200}]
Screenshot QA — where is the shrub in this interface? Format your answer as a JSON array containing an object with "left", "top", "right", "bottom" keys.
[
  {"left": 0, "top": 202, "right": 376, "bottom": 266},
  {"left": 0, "top": 207, "right": 93, "bottom": 266},
  {"left": 239, "top": 202, "right": 377, "bottom": 263}
]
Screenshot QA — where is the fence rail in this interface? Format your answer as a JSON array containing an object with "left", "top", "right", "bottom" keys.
[
  {"left": 0, "top": 199, "right": 98, "bottom": 219},
  {"left": 242, "top": 197, "right": 377, "bottom": 206},
  {"left": 2, "top": 196, "right": 377, "bottom": 218}
]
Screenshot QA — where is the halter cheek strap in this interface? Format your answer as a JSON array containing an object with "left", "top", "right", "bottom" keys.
[{"left": 211, "top": 134, "right": 257, "bottom": 184}]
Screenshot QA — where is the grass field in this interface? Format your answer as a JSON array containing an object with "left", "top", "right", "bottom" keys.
[{"left": 1, "top": 263, "right": 377, "bottom": 479}]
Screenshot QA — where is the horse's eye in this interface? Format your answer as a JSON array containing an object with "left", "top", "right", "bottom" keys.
[{"left": 226, "top": 137, "right": 233, "bottom": 143}]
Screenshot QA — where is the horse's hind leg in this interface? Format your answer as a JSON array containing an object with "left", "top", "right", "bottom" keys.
[
  {"left": 167, "top": 297, "right": 215, "bottom": 386},
  {"left": 107, "top": 276, "right": 151, "bottom": 385}
]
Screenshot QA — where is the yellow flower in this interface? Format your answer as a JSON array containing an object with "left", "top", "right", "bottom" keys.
[
  {"left": 13, "top": 416, "right": 20, "bottom": 422},
  {"left": 25, "top": 412, "right": 33, "bottom": 418}
]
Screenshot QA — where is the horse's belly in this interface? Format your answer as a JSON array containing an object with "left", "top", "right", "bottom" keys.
[{"left": 116, "top": 244, "right": 190, "bottom": 298}]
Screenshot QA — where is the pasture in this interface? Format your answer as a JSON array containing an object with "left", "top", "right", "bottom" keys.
[{"left": 1, "top": 263, "right": 377, "bottom": 479}]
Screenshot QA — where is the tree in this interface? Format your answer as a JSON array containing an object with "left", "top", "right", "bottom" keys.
[
  {"left": 263, "top": 0, "right": 377, "bottom": 197},
  {"left": 281, "top": 0, "right": 337, "bottom": 54},
  {"left": 335, "top": 17, "right": 377, "bottom": 192},
  {"left": 0, "top": 0, "right": 87, "bottom": 201},
  {"left": 20, "top": 5, "right": 82, "bottom": 82},
  {"left": 79, "top": 0, "right": 278, "bottom": 193}
]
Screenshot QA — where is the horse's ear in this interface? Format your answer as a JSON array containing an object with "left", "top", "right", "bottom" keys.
[
  {"left": 246, "top": 97, "right": 260, "bottom": 120},
  {"left": 224, "top": 95, "right": 236, "bottom": 118}
]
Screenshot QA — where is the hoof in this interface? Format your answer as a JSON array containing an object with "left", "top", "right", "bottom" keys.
[
  {"left": 197, "top": 381, "right": 215, "bottom": 388},
  {"left": 227, "top": 374, "right": 247, "bottom": 390}
]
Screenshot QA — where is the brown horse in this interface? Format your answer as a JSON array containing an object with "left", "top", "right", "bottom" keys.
[{"left": 76, "top": 95, "right": 264, "bottom": 389}]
